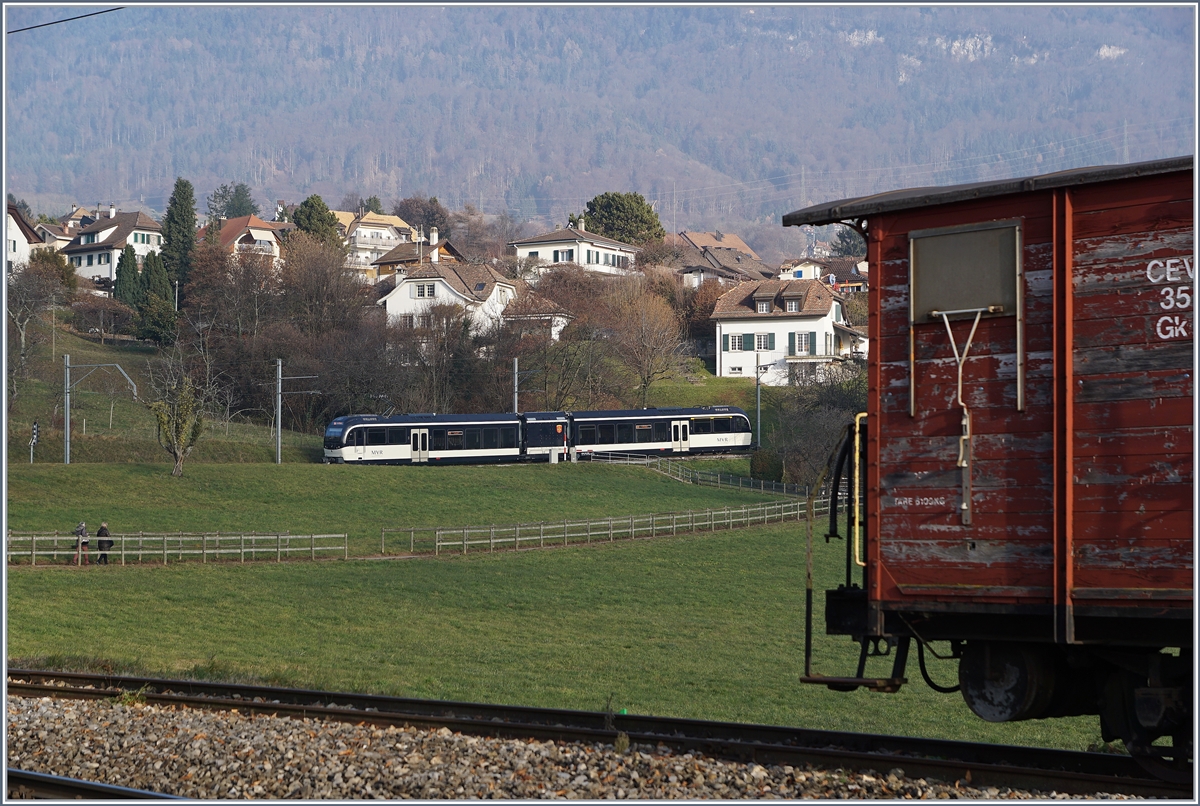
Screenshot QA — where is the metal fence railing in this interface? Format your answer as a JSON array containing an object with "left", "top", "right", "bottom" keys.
[
  {"left": 380, "top": 497, "right": 831, "bottom": 557},
  {"left": 585, "top": 452, "right": 809, "bottom": 497},
  {"left": 5, "top": 531, "right": 349, "bottom": 566}
]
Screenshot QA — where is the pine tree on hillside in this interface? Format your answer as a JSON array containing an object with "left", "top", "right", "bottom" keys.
[
  {"left": 140, "top": 251, "right": 173, "bottom": 307},
  {"left": 583, "top": 192, "right": 665, "bottom": 246},
  {"left": 114, "top": 246, "right": 143, "bottom": 309},
  {"left": 161, "top": 177, "right": 197, "bottom": 291},
  {"left": 292, "top": 194, "right": 342, "bottom": 247}
]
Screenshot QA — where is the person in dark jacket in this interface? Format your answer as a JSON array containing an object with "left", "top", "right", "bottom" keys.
[
  {"left": 73, "top": 522, "right": 89, "bottom": 565},
  {"left": 96, "top": 522, "right": 113, "bottom": 565}
]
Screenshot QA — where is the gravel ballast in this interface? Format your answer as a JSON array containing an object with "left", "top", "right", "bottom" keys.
[{"left": 7, "top": 695, "right": 1141, "bottom": 799}]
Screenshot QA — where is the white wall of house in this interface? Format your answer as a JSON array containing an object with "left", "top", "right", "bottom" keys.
[
  {"left": 512, "top": 235, "right": 637, "bottom": 276},
  {"left": 379, "top": 276, "right": 517, "bottom": 334},
  {"left": 714, "top": 302, "right": 860, "bottom": 386},
  {"left": 6, "top": 211, "right": 35, "bottom": 271}
]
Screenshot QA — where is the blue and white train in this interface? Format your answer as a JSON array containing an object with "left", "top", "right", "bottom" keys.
[{"left": 322, "top": 406, "right": 753, "bottom": 464}]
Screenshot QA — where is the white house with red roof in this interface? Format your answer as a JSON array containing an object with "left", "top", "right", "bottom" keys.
[
  {"left": 62, "top": 206, "right": 162, "bottom": 283},
  {"left": 710, "top": 278, "right": 865, "bottom": 385},
  {"left": 195, "top": 214, "right": 285, "bottom": 261},
  {"left": 508, "top": 225, "right": 640, "bottom": 276}
]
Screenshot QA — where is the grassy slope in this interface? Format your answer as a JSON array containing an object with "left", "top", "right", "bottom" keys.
[
  {"left": 5, "top": 524, "right": 1100, "bottom": 751},
  {"left": 6, "top": 463, "right": 778, "bottom": 546}
]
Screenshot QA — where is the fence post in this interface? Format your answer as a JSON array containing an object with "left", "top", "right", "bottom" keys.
[
  {"left": 163, "top": 534, "right": 168, "bottom": 566},
  {"left": 179, "top": 530, "right": 183, "bottom": 561},
  {"left": 139, "top": 531, "right": 144, "bottom": 563},
  {"left": 381, "top": 528, "right": 385, "bottom": 556},
  {"left": 277, "top": 533, "right": 281, "bottom": 562},
  {"left": 312, "top": 533, "right": 316, "bottom": 561},
  {"left": 344, "top": 535, "right": 348, "bottom": 560},
  {"left": 436, "top": 529, "right": 440, "bottom": 556},
  {"left": 463, "top": 526, "right": 468, "bottom": 555},
  {"left": 539, "top": 523, "right": 544, "bottom": 548},
  {"left": 490, "top": 525, "right": 495, "bottom": 552},
  {"left": 121, "top": 534, "right": 125, "bottom": 566},
  {"left": 31, "top": 534, "right": 36, "bottom": 567},
  {"left": 515, "top": 524, "right": 520, "bottom": 549},
  {"left": 240, "top": 533, "right": 245, "bottom": 563},
  {"left": 672, "top": 514, "right": 676, "bottom": 536},
  {"left": 411, "top": 527, "right": 415, "bottom": 554},
  {"left": 608, "top": 518, "right": 613, "bottom": 542},
  {"left": 564, "top": 521, "right": 568, "bottom": 547},
  {"left": 630, "top": 514, "right": 635, "bottom": 539}
]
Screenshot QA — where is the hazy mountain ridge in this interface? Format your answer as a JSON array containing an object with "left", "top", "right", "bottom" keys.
[{"left": 5, "top": 6, "right": 1193, "bottom": 263}]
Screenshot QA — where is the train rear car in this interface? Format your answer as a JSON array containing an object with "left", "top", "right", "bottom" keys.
[
  {"left": 324, "top": 413, "right": 522, "bottom": 464},
  {"left": 571, "top": 406, "right": 752, "bottom": 456},
  {"left": 783, "top": 157, "right": 1193, "bottom": 782}
]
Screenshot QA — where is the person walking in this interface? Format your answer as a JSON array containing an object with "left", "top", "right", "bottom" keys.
[
  {"left": 73, "top": 522, "right": 90, "bottom": 565},
  {"left": 96, "top": 522, "right": 113, "bottom": 565}
]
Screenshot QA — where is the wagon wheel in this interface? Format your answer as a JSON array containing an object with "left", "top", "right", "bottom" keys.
[{"left": 1102, "top": 669, "right": 1193, "bottom": 785}]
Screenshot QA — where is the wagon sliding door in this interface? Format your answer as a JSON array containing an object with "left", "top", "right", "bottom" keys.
[
  {"left": 671, "top": 420, "right": 690, "bottom": 453},
  {"left": 410, "top": 428, "right": 429, "bottom": 464}
]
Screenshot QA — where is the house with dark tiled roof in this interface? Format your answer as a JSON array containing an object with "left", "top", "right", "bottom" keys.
[
  {"left": 330, "top": 209, "right": 415, "bottom": 280},
  {"left": 710, "top": 278, "right": 865, "bottom": 385},
  {"left": 639, "top": 239, "right": 772, "bottom": 287},
  {"left": 509, "top": 225, "right": 639, "bottom": 276},
  {"left": 778, "top": 256, "right": 868, "bottom": 293},
  {"left": 195, "top": 214, "right": 285, "bottom": 261},
  {"left": 370, "top": 229, "right": 466, "bottom": 284},
  {"left": 376, "top": 261, "right": 518, "bottom": 333},
  {"left": 62, "top": 207, "right": 162, "bottom": 284},
  {"left": 6, "top": 204, "right": 41, "bottom": 272},
  {"left": 502, "top": 290, "right": 575, "bottom": 342},
  {"left": 678, "top": 230, "right": 761, "bottom": 261},
  {"left": 33, "top": 221, "right": 74, "bottom": 254}
]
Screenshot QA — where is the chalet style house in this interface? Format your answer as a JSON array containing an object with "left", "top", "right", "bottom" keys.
[
  {"left": 509, "top": 225, "right": 640, "bottom": 276},
  {"left": 711, "top": 278, "right": 866, "bottom": 385},
  {"left": 62, "top": 207, "right": 162, "bottom": 283},
  {"left": 195, "top": 214, "right": 289, "bottom": 261},
  {"left": 778, "top": 256, "right": 868, "bottom": 293}
]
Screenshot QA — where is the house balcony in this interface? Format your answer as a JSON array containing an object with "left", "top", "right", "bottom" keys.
[
  {"left": 348, "top": 233, "right": 403, "bottom": 249},
  {"left": 236, "top": 244, "right": 275, "bottom": 255}
]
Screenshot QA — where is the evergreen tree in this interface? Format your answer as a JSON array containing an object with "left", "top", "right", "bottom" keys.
[
  {"left": 292, "top": 194, "right": 342, "bottom": 247},
  {"left": 583, "top": 191, "right": 665, "bottom": 245},
  {"left": 830, "top": 224, "right": 866, "bottom": 258},
  {"left": 207, "top": 182, "right": 259, "bottom": 219},
  {"left": 113, "top": 245, "right": 143, "bottom": 309},
  {"left": 161, "top": 177, "right": 198, "bottom": 291},
  {"left": 392, "top": 195, "right": 452, "bottom": 240},
  {"left": 364, "top": 195, "right": 384, "bottom": 215},
  {"left": 137, "top": 293, "right": 178, "bottom": 344},
  {"left": 140, "top": 251, "right": 173, "bottom": 307}
]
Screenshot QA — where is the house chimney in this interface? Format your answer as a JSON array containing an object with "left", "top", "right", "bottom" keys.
[
  {"left": 579, "top": 215, "right": 585, "bottom": 233},
  {"left": 109, "top": 203, "right": 116, "bottom": 219},
  {"left": 429, "top": 227, "right": 438, "bottom": 246}
]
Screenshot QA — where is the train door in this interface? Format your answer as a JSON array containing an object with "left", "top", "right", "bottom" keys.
[
  {"left": 671, "top": 420, "right": 690, "bottom": 453},
  {"left": 410, "top": 428, "right": 429, "bottom": 463},
  {"left": 352, "top": 428, "right": 365, "bottom": 460}
]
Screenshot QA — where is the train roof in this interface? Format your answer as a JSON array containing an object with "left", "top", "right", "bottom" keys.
[
  {"left": 570, "top": 406, "right": 747, "bottom": 419},
  {"left": 781, "top": 155, "right": 1193, "bottom": 228},
  {"left": 329, "top": 413, "right": 521, "bottom": 427}
]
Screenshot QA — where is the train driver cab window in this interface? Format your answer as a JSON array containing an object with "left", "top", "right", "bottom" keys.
[
  {"left": 617, "top": 423, "right": 634, "bottom": 443},
  {"left": 598, "top": 423, "right": 616, "bottom": 443},
  {"left": 692, "top": 419, "right": 713, "bottom": 434},
  {"left": 388, "top": 427, "right": 408, "bottom": 445},
  {"left": 431, "top": 430, "right": 447, "bottom": 451},
  {"left": 577, "top": 425, "right": 597, "bottom": 445},
  {"left": 714, "top": 418, "right": 732, "bottom": 433},
  {"left": 734, "top": 417, "right": 751, "bottom": 432},
  {"left": 501, "top": 427, "right": 517, "bottom": 449},
  {"left": 482, "top": 428, "right": 499, "bottom": 449},
  {"left": 635, "top": 424, "right": 652, "bottom": 443},
  {"left": 368, "top": 428, "right": 386, "bottom": 445},
  {"left": 653, "top": 422, "right": 669, "bottom": 442}
]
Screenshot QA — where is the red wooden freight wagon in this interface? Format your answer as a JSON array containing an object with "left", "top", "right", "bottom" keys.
[{"left": 783, "top": 156, "right": 1193, "bottom": 782}]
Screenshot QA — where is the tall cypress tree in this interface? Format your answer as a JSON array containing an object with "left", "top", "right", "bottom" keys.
[
  {"left": 113, "top": 245, "right": 143, "bottom": 309},
  {"left": 140, "top": 251, "right": 173, "bottom": 307},
  {"left": 161, "top": 177, "right": 197, "bottom": 292}
]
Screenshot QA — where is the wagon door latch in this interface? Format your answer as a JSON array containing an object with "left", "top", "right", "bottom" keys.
[{"left": 930, "top": 307, "right": 1001, "bottom": 527}]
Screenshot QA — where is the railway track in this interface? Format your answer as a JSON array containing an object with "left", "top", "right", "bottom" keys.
[
  {"left": 8, "top": 670, "right": 1191, "bottom": 798},
  {"left": 6, "top": 768, "right": 183, "bottom": 799}
]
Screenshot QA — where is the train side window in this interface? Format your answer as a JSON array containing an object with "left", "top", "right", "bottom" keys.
[
  {"left": 577, "top": 425, "right": 596, "bottom": 445},
  {"left": 482, "top": 428, "right": 499, "bottom": 449},
  {"left": 692, "top": 419, "right": 713, "bottom": 434},
  {"left": 598, "top": 423, "right": 615, "bottom": 443},
  {"left": 368, "top": 428, "right": 386, "bottom": 445},
  {"left": 447, "top": 430, "right": 464, "bottom": 450},
  {"left": 635, "top": 424, "right": 652, "bottom": 443},
  {"left": 411, "top": 432, "right": 419, "bottom": 451},
  {"left": 501, "top": 427, "right": 517, "bottom": 449},
  {"left": 714, "top": 418, "right": 732, "bottom": 433},
  {"left": 464, "top": 429, "right": 481, "bottom": 450},
  {"left": 617, "top": 423, "right": 634, "bottom": 443},
  {"left": 431, "top": 430, "right": 447, "bottom": 451},
  {"left": 681, "top": 424, "right": 688, "bottom": 441},
  {"left": 653, "top": 422, "right": 669, "bottom": 442},
  {"left": 388, "top": 427, "right": 407, "bottom": 445}
]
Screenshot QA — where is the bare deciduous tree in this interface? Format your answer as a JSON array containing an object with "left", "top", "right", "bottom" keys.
[
  {"left": 70, "top": 296, "right": 135, "bottom": 345},
  {"left": 279, "top": 232, "right": 363, "bottom": 336},
  {"left": 605, "top": 282, "right": 685, "bottom": 408},
  {"left": 145, "top": 348, "right": 205, "bottom": 476},
  {"left": 6, "top": 261, "right": 64, "bottom": 377}
]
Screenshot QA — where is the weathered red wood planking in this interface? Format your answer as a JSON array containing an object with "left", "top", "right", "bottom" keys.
[{"left": 865, "top": 163, "right": 1193, "bottom": 616}]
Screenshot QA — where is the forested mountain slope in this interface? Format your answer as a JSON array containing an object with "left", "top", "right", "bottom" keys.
[{"left": 5, "top": 6, "right": 1193, "bottom": 263}]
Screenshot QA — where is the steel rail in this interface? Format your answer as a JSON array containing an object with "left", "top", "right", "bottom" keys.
[
  {"left": 8, "top": 670, "right": 1190, "bottom": 798},
  {"left": 6, "top": 768, "right": 185, "bottom": 800}
]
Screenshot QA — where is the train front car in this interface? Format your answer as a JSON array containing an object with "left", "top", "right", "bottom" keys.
[
  {"left": 324, "top": 413, "right": 523, "bottom": 464},
  {"left": 784, "top": 157, "right": 1194, "bottom": 783},
  {"left": 571, "top": 406, "right": 752, "bottom": 456}
]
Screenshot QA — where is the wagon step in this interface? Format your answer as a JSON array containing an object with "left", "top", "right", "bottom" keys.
[{"left": 799, "top": 675, "right": 907, "bottom": 693}]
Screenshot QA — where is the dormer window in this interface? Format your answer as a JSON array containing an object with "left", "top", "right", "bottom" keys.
[
  {"left": 82, "top": 233, "right": 96, "bottom": 244},
  {"left": 786, "top": 300, "right": 800, "bottom": 313},
  {"left": 756, "top": 301, "right": 770, "bottom": 314},
  {"left": 475, "top": 282, "right": 486, "bottom": 292}
]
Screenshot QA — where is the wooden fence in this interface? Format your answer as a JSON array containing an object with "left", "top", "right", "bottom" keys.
[
  {"left": 380, "top": 497, "right": 834, "bottom": 557},
  {"left": 5, "top": 531, "right": 348, "bottom": 566}
]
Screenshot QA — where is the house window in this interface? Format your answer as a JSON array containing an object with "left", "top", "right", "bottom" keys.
[
  {"left": 756, "top": 333, "right": 772, "bottom": 351},
  {"left": 399, "top": 314, "right": 414, "bottom": 328},
  {"left": 796, "top": 332, "right": 811, "bottom": 354},
  {"left": 156, "top": 235, "right": 161, "bottom": 245},
  {"left": 729, "top": 334, "right": 743, "bottom": 351},
  {"left": 552, "top": 249, "right": 574, "bottom": 263},
  {"left": 86, "top": 254, "right": 94, "bottom": 267},
  {"left": 416, "top": 283, "right": 436, "bottom": 298},
  {"left": 756, "top": 301, "right": 770, "bottom": 314},
  {"left": 528, "top": 251, "right": 538, "bottom": 259},
  {"left": 786, "top": 300, "right": 799, "bottom": 312},
  {"left": 72, "top": 256, "right": 81, "bottom": 267},
  {"left": 82, "top": 233, "right": 95, "bottom": 244},
  {"left": 729, "top": 366, "right": 743, "bottom": 375},
  {"left": 100, "top": 253, "right": 110, "bottom": 264}
]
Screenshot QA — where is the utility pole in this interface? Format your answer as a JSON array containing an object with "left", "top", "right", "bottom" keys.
[
  {"left": 513, "top": 357, "right": 519, "bottom": 413},
  {"left": 63, "top": 354, "right": 137, "bottom": 465},
  {"left": 276, "top": 358, "right": 282, "bottom": 465},
  {"left": 756, "top": 351, "right": 762, "bottom": 449}
]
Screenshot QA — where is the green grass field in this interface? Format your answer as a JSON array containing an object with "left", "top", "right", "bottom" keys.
[{"left": 5, "top": 523, "right": 1102, "bottom": 751}]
